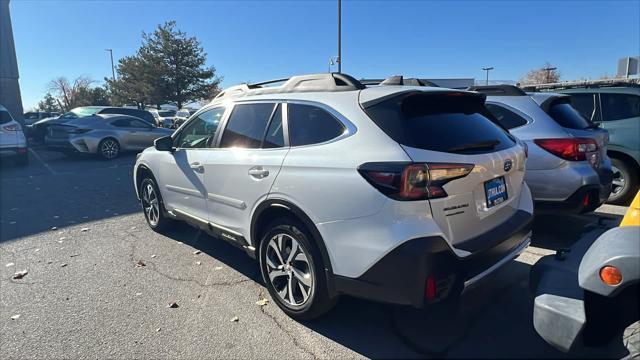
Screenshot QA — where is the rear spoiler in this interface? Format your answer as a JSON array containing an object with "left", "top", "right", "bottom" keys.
[
  {"left": 467, "top": 85, "right": 527, "bottom": 96},
  {"left": 360, "top": 89, "right": 486, "bottom": 109}
]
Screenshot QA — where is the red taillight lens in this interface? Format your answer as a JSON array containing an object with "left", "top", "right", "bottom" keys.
[
  {"left": 359, "top": 162, "right": 474, "bottom": 201},
  {"left": 425, "top": 275, "right": 436, "bottom": 300},
  {"left": 2, "top": 124, "right": 20, "bottom": 131},
  {"left": 534, "top": 138, "right": 597, "bottom": 161}
]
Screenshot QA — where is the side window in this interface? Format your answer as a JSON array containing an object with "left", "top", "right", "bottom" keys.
[
  {"left": 288, "top": 104, "right": 346, "bottom": 146},
  {"left": 484, "top": 104, "right": 529, "bottom": 129},
  {"left": 175, "top": 107, "right": 225, "bottom": 149},
  {"left": 263, "top": 105, "right": 285, "bottom": 148},
  {"left": 220, "top": 103, "right": 275, "bottom": 149},
  {"left": 569, "top": 93, "right": 600, "bottom": 122},
  {"left": 130, "top": 119, "right": 151, "bottom": 128},
  {"left": 110, "top": 118, "right": 132, "bottom": 128},
  {"left": 601, "top": 94, "right": 640, "bottom": 121}
]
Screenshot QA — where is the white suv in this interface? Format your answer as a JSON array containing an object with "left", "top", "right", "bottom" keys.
[
  {"left": 134, "top": 73, "right": 534, "bottom": 319},
  {"left": 0, "top": 104, "right": 28, "bottom": 166}
]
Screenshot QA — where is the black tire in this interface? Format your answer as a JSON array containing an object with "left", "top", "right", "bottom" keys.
[
  {"left": 140, "top": 177, "right": 171, "bottom": 232},
  {"left": 16, "top": 152, "right": 29, "bottom": 166},
  {"left": 608, "top": 158, "right": 639, "bottom": 206},
  {"left": 258, "top": 217, "right": 337, "bottom": 320},
  {"left": 98, "top": 138, "right": 120, "bottom": 160}
]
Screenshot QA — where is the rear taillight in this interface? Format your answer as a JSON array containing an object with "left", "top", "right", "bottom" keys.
[
  {"left": 358, "top": 162, "right": 474, "bottom": 201},
  {"left": 2, "top": 124, "right": 20, "bottom": 131},
  {"left": 534, "top": 138, "right": 597, "bottom": 161}
]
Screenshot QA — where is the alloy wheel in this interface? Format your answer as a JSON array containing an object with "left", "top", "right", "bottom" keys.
[
  {"left": 611, "top": 164, "right": 626, "bottom": 197},
  {"left": 101, "top": 139, "right": 119, "bottom": 159},
  {"left": 265, "top": 233, "right": 313, "bottom": 307},
  {"left": 142, "top": 183, "right": 160, "bottom": 226}
]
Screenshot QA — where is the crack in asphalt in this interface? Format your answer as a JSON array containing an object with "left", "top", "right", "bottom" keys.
[{"left": 255, "top": 289, "right": 319, "bottom": 359}]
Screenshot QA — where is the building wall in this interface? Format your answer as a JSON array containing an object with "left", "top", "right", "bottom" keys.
[{"left": 0, "top": 0, "right": 24, "bottom": 126}]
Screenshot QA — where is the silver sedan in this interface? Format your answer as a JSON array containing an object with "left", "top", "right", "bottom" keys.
[{"left": 45, "top": 114, "right": 173, "bottom": 159}]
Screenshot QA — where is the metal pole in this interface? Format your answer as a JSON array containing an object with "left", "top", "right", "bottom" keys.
[
  {"left": 106, "top": 49, "right": 115, "bottom": 81},
  {"left": 482, "top": 67, "right": 493, "bottom": 85},
  {"left": 337, "top": 0, "right": 341, "bottom": 73}
]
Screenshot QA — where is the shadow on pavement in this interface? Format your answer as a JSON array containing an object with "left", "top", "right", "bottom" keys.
[
  {"left": 0, "top": 149, "right": 140, "bottom": 243},
  {"left": 159, "top": 220, "right": 632, "bottom": 358}
]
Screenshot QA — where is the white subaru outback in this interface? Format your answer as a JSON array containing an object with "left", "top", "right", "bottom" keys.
[{"left": 133, "top": 73, "right": 533, "bottom": 319}]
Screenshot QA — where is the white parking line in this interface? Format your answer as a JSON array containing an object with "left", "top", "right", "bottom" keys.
[{"left": 28, "top": 148, "right": 57, "bottom": 176}]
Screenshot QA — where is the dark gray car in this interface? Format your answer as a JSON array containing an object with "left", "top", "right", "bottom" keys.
[{"left": 45, "top": 114, "right": 173, "bottom": 159}]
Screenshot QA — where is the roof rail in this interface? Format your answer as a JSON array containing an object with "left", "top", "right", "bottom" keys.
[
  {"left": 520, "top": 78, "right": 640, "bottom": 92},
  {"left": 213, "top": 73, "right": 365, "bottom": 101},
  {"left": 467, "top": 84, "right": 527, "bottom": 96},
  {"left": 361, "top": 76, "right": 438, "bottom": 87}
]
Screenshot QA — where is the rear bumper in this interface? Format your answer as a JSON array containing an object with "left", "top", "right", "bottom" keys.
[
  {"left": 535, "top": 179, "right": 611, "bottom": 214},
  {"left": 0, "top": 146, "right": 27, "bottom": 157},
  {"left": 332, "top": 209, "right": 533, "bottom": 307}
]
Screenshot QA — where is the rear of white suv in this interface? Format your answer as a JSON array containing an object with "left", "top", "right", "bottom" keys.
[
  {"left": 133, "top": 74, "right": 532, "bottom": 319},
  {"left": 0, "top": 105, "right": 28, "bottom": 166}
]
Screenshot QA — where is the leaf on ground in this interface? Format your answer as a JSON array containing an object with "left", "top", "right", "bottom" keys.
[
  {"left": 167, "top": 301, "right": 179, "bottom": 308},
  {"left": 195, "top": 261, "right": 201, "bottom": 266},
  {"left": 214, "top": 266, "right": 223, "bottom": 271},
  {"left": 230, "top": 316, "right": 239, "bottom": 322},
  {"left": 135, "top": 260, "right": 146, "bottom": 268},
  {"left": 60, "top": 237, "right": 67, "bottom": 241},
  {"left": 60, "top": 263, "right": 68, "bottom": 268},
  {"left": 255, "top": 298, "right": 269, "bottom": 306},
  {"left": 193, "top": 250, "right": 201, "bottom": 255},
  {"left": 135, "top": 292, "right": 142, "bottom": 296},
  {"left": 11, "top": 314, "right": 20, "bottom": 320},
  {"left": 150, "top": 254, "right": 156, "bottom": 258},
  {"left": 34, "top": 248, "right": 40, "bottom": 252},
  {"left": 80, "top": 228, "right": 90, "bottom": 232},
  {"left": 5, "top": 262, "right": 15, "bottom": 267},
  {"left": 51, "top": 227, "right": 57, "bottom": 230},
  {"left": 70, "top": 254, "right": 80, "bottom": 258},
  {"left": 155, "top": 327, "right": 161, "bottom": 332},
  {"left": 12, "top": 270, "right": 28, "bottom": 279}
]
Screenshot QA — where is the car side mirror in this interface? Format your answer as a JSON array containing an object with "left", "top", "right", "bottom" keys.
[{"left": 154, "top": 136, "right": 174, "bottom": 152}]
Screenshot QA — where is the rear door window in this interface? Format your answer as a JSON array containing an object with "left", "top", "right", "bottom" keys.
[
  {"left": 485, "top": 103, "right": 529, "bottom": 129},
  {"left": 288, "top": 104, "right": 346, "bottom": 146},
  {"left": 363, "top": 92, "right": 515, "bottom": 154},
  {"left": 547, "top": 101, "right": 593, "bottom": 129},
  {"left": 220, "top": 103, "right": 275, "bottom": 149},
  {"left": 262, "top": 105, "right": 285, "bottom": 148},
  {"left": 600, "top": 94, "right": 640, "bottom": 121}
]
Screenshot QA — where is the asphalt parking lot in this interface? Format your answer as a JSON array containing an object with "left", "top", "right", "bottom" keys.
[{"left": 1, "top": 147, "right": 638, "bottom": 359}]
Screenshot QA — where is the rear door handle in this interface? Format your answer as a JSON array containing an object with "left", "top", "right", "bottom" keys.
[
  {"left": 190, "top": 162, "right": 204, "bottom": 172},
  {"left": 248, "top": 166, "right": 269, "bottom": 179}
]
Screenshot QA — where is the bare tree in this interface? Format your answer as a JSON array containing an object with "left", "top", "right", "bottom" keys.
[
  {"left": 519, "top": 62, "right": 561, "bottom": 85},
  {"left": 47, "top": 76, "right": 94, "bottom": 111}
]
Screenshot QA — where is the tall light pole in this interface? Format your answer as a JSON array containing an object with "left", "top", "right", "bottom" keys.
[
  {"left": 337, "top": 0, "right": 342, "bottom": 73},
  {"left": 543, "top": 66, "right": 557, "bottom": 83},
  {"left": 105, "top": 48, "right": 115, "bottom": 81},
  {"left": 482, "top": 67, "right": 494, "bottom": 85}
]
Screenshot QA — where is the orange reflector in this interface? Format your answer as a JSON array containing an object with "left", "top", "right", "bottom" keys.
[{"left": 599, "top": 266, "right": 622, "bottom": 286}]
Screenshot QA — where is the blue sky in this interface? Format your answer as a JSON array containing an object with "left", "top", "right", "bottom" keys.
[{"left": 11, "top": 0, "right": 640, "bottom": 110}]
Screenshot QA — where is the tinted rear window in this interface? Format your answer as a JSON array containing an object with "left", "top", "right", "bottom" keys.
[
  {"left": 0, "top": 111, "right": 13, "bottom": 124},
  {"left": 547, "top": 101, "right": 593, "bottom": 129},
  {"left": 363, "top": 92, "right": 515, "bottom": 154},
  {"left": 485, "top": 103, "right": 529, "bottom": 129},
  {"left": 288, "top": 104, "right": 346, "bottom": 146}
]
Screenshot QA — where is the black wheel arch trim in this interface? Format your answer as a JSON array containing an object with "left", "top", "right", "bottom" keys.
[{"left": 251, "top": 199, "right": 335, "bottom": 282}]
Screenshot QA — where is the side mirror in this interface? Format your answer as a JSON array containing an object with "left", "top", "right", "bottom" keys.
[{"left": 154, "top": 136, "right": 174, "bottom": 152}]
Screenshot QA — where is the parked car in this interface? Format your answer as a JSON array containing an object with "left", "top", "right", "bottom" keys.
[
  {"left": 45, "top": 114, "right": 173, "bottom": 159},
  {"left": 469, "top": 85, "right": 613, "bottom": 213},
  {"left": 557, "top": 85, "right": 639, "bottom": 205},
  {"left": 157, "top": 109, "right": 177, "bottom": 128},
  {"left": 23, "top": 111, "right": 60, "bottom": 125},
  {"left": 0, "top": 104, "right": 28, "bottom": 166},
  {"left": 133, "top": 73, "right": 533, "bottom": 320},
  {"left": 530, "top": 191, "right": 640, "bottom": 353},
  {"left": 29, "top": 106, "right": 158, "bottom": 142}
]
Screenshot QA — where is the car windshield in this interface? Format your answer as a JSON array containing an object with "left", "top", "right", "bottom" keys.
[
  {"left": 61, "top": 107, "right": 103, "bottom": 119},
  {"left": 24, "top": 112, "right": 40, "bottom": 119}
]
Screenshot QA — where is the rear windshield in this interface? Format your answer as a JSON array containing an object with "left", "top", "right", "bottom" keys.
[
  {"left": 0, "top": 111, "right": 13, "bottom": 124},
  {"left": 363, "top": 92, "right": 515, "bottom": 154},
  {"left": 547, "top": 101, "right": 594, "bottom": 130}
]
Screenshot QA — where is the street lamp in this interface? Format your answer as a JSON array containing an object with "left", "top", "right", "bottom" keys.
[
  {"left": 482, "top": 67, "right": 494, "bottom": 85},
  {"left": 337, "top": 0, "right": 342, "bottom": 73},
  {"left": 543, "top": 66, "right": 557, "bottom": 83},
  {"left": 105, "top": 48, "right": 115, "bottom": 81}
]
